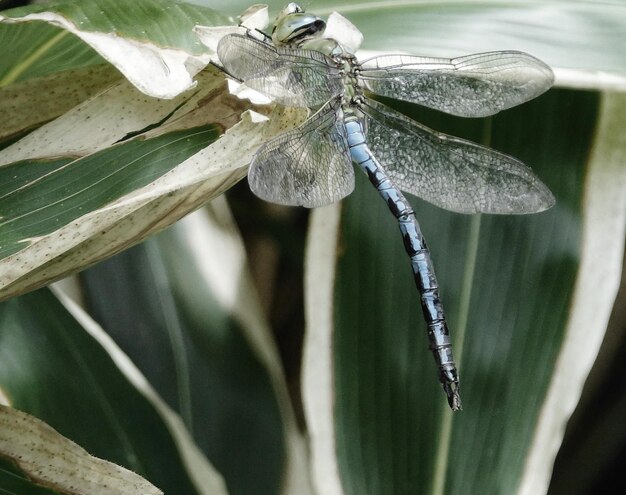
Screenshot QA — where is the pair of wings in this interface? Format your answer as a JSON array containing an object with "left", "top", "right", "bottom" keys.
[{"left": 217, "top": 33, "right": 555, "bottom": 213}]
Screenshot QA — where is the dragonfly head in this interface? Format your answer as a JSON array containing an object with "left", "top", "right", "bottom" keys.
[{"left": 272, "top": 3, "right": 326, "bottom": 46}]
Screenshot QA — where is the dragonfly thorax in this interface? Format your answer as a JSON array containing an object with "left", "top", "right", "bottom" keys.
[{"left": 271, "top": 4, "right": 363, "bottom": 107}]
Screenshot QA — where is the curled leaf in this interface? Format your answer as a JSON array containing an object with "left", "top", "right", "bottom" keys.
[{"left": 0, "top": 405, "right": 162, "bottom": 495}]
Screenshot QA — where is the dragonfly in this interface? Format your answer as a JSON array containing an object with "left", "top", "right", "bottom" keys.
[{"left": 217, "top": 3, "right": 555, "bottom": 410}]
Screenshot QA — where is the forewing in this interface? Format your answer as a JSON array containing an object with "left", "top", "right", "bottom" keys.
[
  {"left": 360, "top": 99, "right": 554, "bottom": 214},
  {"left": 217, "top": 33, "right": 343, "bottom": 107},
  {"left": 248, "top": 98, "right": 354, "bottom": 207},
  {"left": 359, "top": 51, "right": 554, "bottom": 117}
]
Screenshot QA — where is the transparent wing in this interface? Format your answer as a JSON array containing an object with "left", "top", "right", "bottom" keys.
[
  {"left": 359, "top": 51, "right": 554, "bottom": 117},
  {"left": 217, "top": 33, "right": 343, "bottom": 107},
  {"left": 249, "top": 98, "right": 354, "bottom": 207},
  {"left": 360, "top": 98, "right": 554, "bottom": 214}
]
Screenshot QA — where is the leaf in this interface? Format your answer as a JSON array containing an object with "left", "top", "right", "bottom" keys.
[
  {"left": 211, "top": 0, "right": 626, "bottom": 90},
  {"left": 302, "top": 202, "right": 343, "bottom": 495},
  {"left": 516, "top": 91, "right": 626, "bottom": 495},
  {"left": 0, "top": 64, "right": 122, "bottom": 142},
  {"left": 286, "top": 3, "right": 626, "bottom": 494},
  {"left": 303, "top": 82, "right": 625, "bottom": 494},
  {"left": 0, "top": 0, "right": 231, "bottom": 98},
  {"left": 0, "top": 456, "right": 60, "bottom": 495},
  {"left": 79, "top": 204, "right": 314, "bottom": 495},
  {"left": 0, "top": 125, "right": 224, "bottom": 292},
  {"left": 0, "top": 72, "right": 308, "bottom": 300},
  {"left": 0, "top": 288, "right": 214, "bottom": 494},
  {"left": 3, "top": 3, "right": 623, "bottom": 493},
  {"left": 0, "top": 405, "right": 162, "bottom": 495},
  {"left": 0, "top": 22, "right": 103, "bottom": 85},
  {"left": 0, "top": 67, "right": 225, "bottom": 163}
]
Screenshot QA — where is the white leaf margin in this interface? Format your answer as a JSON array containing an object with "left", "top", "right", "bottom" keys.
[
  {"left": 517, "top": 91, "right": 626, "bottom": 494},
  {"left": 52, "top": 286, "right": 229, "bottom": 495},
  {"left": 302, "top": 203, "right": 345, "bottom": 495},
  {"left": 177, "top": 203, "right": 315, "bottom": 495},
  {"left": 0, "top": 67, "right": 225, "bottom": 165},
  {"left": 0, "top": 11, "right": 210, "bottom": 99}
]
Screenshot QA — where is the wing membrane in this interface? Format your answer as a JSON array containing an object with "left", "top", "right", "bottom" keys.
[
  {"left": 249, "top": 98, "right": 354, "bottom": 207},
  {"left": 359, "top": 51, "right": 553, "bottom": 117},
  {"left": 217, "top": 33, "right": 343, "bottom": 107},
  {"left": 360, "top": 98, "right": 554, "bottom": 214}
]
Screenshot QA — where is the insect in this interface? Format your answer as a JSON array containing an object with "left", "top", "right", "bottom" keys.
[{"left": 217, "top": 3, "right": 555, "bottom": 410}]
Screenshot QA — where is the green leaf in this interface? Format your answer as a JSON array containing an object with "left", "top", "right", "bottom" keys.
[
  {"left": 0, "top": 0, "right": 231, "bottom": 97},
  {"left": 0, "top": 288, "right": 212, "bottom": 494},
  {"left": 303, "top": 84, "right": 625, "bottom": 493},
  {"left": 0, "top": 457, "right": 61, "bottom": 495},
  {"left": 2, "top": 0, "right": 224, "bottom": 54},
  {"left": 0, "top": 22, "right": 103, "bottom": 85},
  {"left": 79, "top": 204, "right": 314, "bottom": 495},
  {"left": 0, "top": 68, "right": 307, "bottom": 300},
  {"left": 293, "top": 3, "right": 626, "bottom": 494},
  {"left": 517, "top": 90, "right": 626, "bottom": 495},
  {"left": 0, "top": 122, "right": 222, "bottom": 298},
  {"left": 0, "top": 126, "right": 220, "bottom": 260}
]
